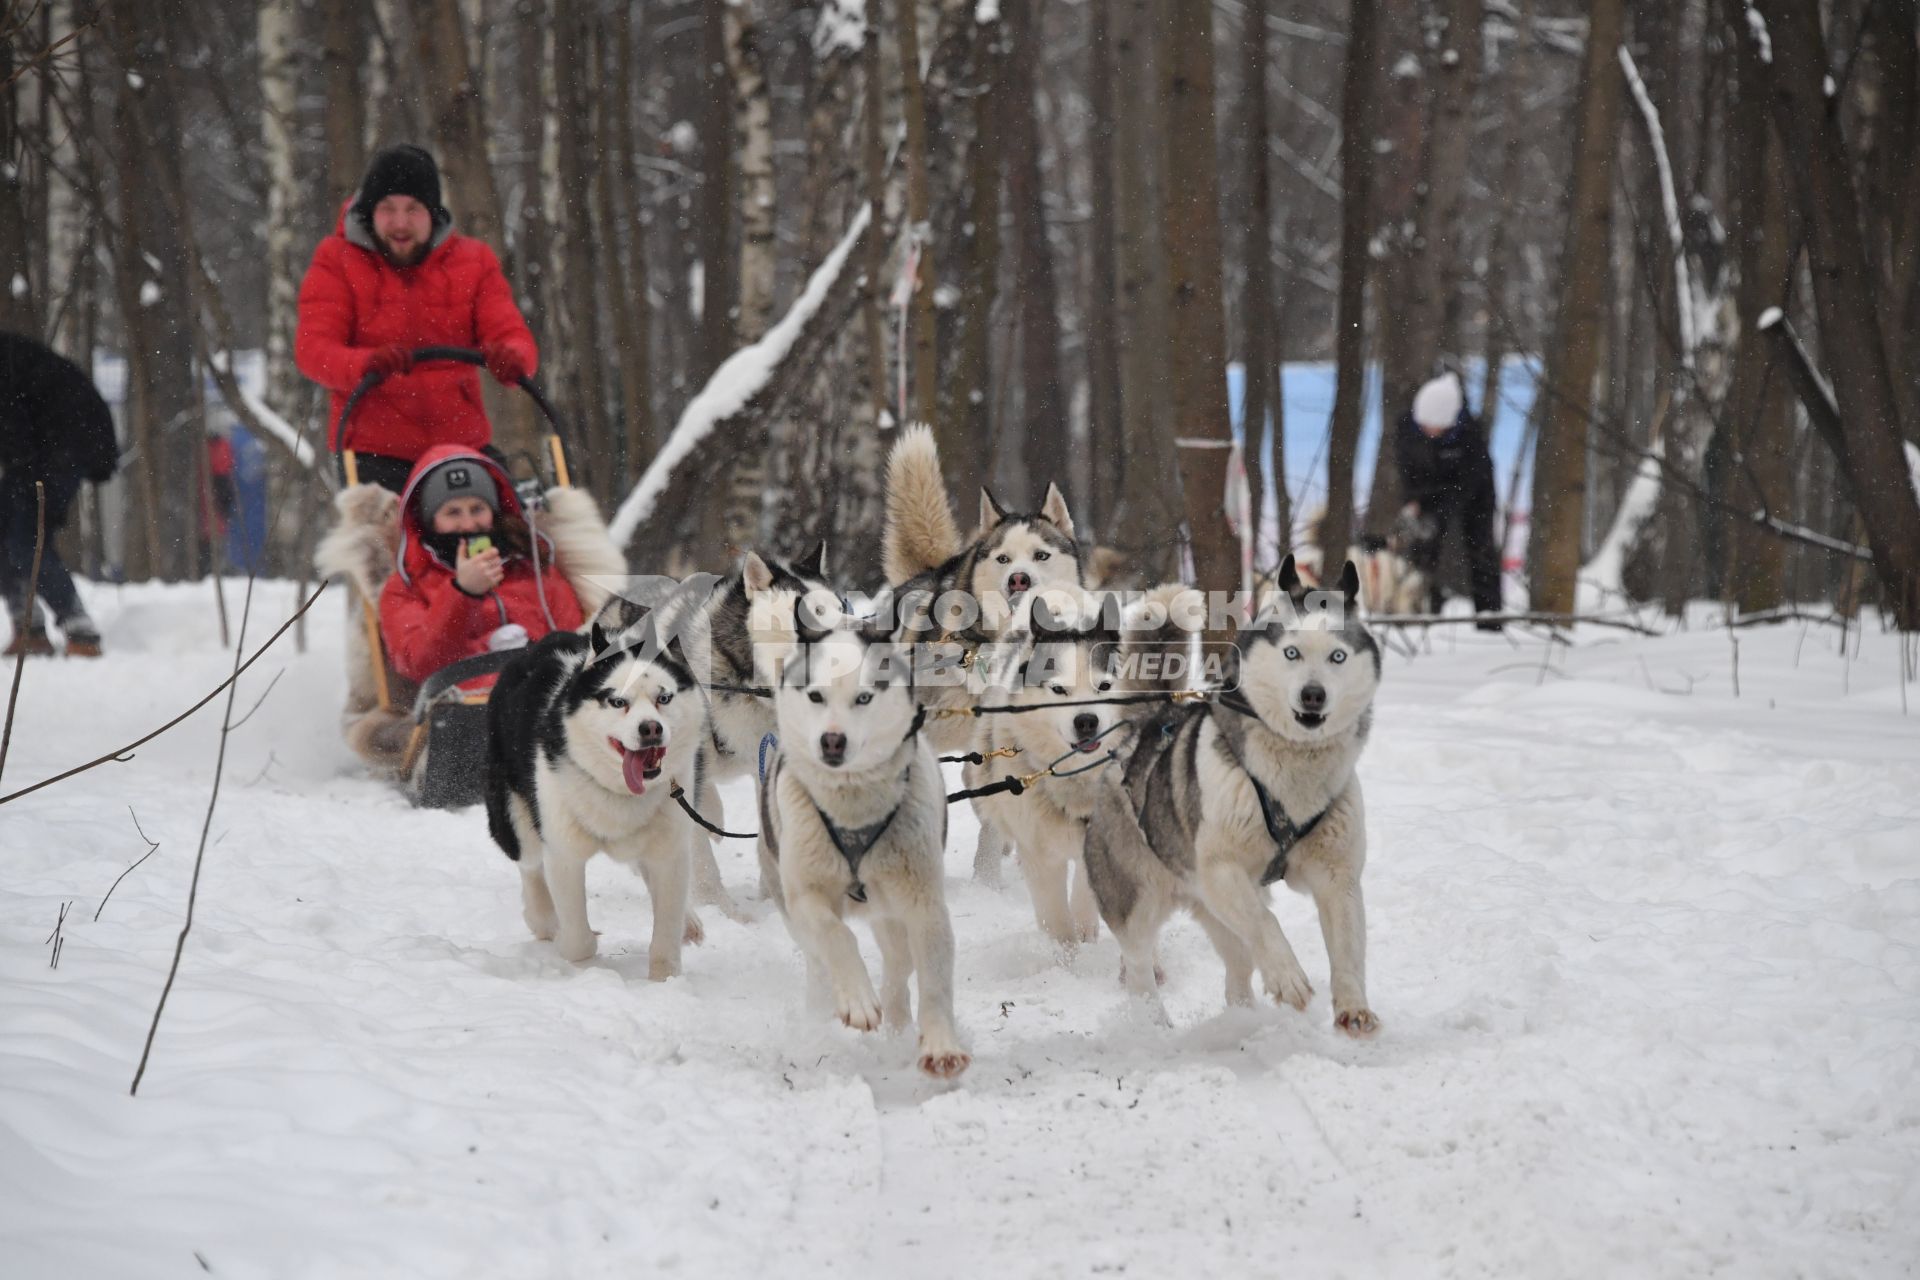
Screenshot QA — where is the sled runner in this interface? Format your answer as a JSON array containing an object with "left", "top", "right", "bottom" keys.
[{"left": 315, "top": 346, "right": 624, "bottom": 809}]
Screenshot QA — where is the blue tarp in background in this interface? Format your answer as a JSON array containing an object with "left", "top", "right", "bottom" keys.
[{"left": 1226, "top": 359, "right": 1538, "bottom": 531}]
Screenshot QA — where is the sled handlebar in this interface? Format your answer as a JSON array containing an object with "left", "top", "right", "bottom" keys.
[{"left": 334, "top": 346, "right": 575, "bottom": 464}]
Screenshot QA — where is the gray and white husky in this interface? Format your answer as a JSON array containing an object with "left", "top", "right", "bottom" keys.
[
  {"left": 881, "top": 424, "right": 1083, "bottom": 754},
  {"left": 756, "top": 616, "right": 969, "bottom": 1078},
  {"left": 962, "top": 601, "right": 1127, "bottom": 952},
  {"left": 485, "top": 598, "right": 711, "bottom": 977},
  {"left": 1083, "top": 557, "right": 1383, "bottom": 1034}
]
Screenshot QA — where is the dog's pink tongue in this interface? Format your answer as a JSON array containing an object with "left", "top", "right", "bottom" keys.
[
  {"left": 618, "top": 744, "right": 667, "bottom": 794},
  {"left": 621, "top": 746, "right": 648, "bottom": 794}
]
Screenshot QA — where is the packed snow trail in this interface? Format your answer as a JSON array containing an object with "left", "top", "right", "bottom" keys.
[{"left": 3, "top": 583, "right": 1917, "bottom": 1278}]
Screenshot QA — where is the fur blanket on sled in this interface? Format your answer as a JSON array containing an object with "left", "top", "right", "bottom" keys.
[{"left": 314, "top": 484, "right": 627, "bottom": 776}]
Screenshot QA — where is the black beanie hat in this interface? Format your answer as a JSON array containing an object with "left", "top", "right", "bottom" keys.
[{"left": 353, "top": 145, "right": 447, "bottom": 225}]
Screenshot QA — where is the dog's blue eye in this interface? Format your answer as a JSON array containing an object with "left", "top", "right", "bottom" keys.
[
  {"left": 606, "top": 694, "right": 629, "bottom": 710},
  {"left": 807, "top": 690, "right": 825, "bottom": 705},
  {"left": 996, "top": 554, "right": 1011, "bottom": 565},
  {"left": 656, "top": 690, "right": 674, "bottom": 704},
  {"left": 1283, "top": 645, "right": 1301, "bottom": 661},
  {"left": 1330, "top": 650, "right": 1347, "bottom": 664},
  {"left": 855, "top": 691, "right": 873, "bottom": 705},
  {"left": 1035, "top": 551, "right": 1050, "bottom": 561}
]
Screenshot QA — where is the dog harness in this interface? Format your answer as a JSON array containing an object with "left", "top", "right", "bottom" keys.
[
  {"left": 811, "top": 790, "right": 902, "bottom": 904},
  {"left": 802, "top": 705, "right": 928, "bottom": 903},
  {"left": 1213, "top": 691, "right": 1330, "bottom": 886}
]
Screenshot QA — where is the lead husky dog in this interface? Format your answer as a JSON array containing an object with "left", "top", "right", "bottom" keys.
[
  {"left": 881, "top": 425, "right": 1083, "bottom": 755},
  {"left": 485, "top": 598, "right": 711, "bottom": 977},
  {"left": 757, "top": 615, "right": 969, "bottom": 1078},
  {"left": 1083, "top": 557, "right": 1382, "bottom": 1034},
  {"left": 963, "top": 597, "right": 1126, "bottom": 952}
]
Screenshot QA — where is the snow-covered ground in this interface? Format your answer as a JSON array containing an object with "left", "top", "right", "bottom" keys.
[{"left": 3, "top": 581, "right": 1918, "bottom": 1278}]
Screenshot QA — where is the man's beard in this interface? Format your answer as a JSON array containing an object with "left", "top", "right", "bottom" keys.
[{"left": 378, "top": 237, "right": 430, "bottom": 267}]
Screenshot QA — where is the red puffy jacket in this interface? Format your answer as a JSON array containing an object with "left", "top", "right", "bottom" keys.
[
  {"left": 295, "top": 206, "right": 538, "bottom": 461},
  {"left": 379, "top": 447, "right": 584, "bottom": 685}
]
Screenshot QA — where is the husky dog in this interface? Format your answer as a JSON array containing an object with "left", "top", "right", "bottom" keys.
[
  {"left": 962, "top": 600, "right": 1126, "bottom": 951},
  {"left": 485, "top": 598, "right": 711, "bottom": 977},
  {"left": 756, "top": 616, "right": 969, "bottom": 1078},
  {"left": 881, "top": 425, "right": 1083, "bottom": 754},
  {"left": 1296, "top": 506, "right": 1431, "bottom": 616},
  {"left": 1083, "top": 557, "right": 1382, "bottom": 1034}
]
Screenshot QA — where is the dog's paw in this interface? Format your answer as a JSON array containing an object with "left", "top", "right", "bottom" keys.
[
  {"left": 837, "top": 989, "right": 883, "bottom": 1032},
  {"left": 557, "top": 931, "right": 598, "bottom": 964},
  {"left": 682, "top": 915, "right": 706, "bottom": 947},
  {"left": 1264, "top": 963, "right": 1313, "bottom": 1012},
  {"left": 917, "top": 1043, "right": 971, "bottom": 1079},
  {"left": 523, "top": 908, "right": 558, "bottom": 941},
  {"left": 648, "top": 952, "right": 682, "bottom": 982},
  {"left": 1117, "top": 958, "right": 1167, "bottom": 987},
  {"left": 1335, "top": 1007, "right": 1380, "bottom": 1037},
  {"left": 1075, "top": 918, "right": 1101, "bottom": 945}
]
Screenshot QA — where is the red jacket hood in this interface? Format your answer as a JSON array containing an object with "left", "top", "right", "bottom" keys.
[{"left": 393, "top": 445, "right": 532, "bottom": 585}]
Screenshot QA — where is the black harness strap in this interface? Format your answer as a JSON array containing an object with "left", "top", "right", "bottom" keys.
[
  {"left": 1211, "top": 699, "right": 1330, "bottom": 886},
  {"left": 945, "top": 775, "right": 1026, "bottom": 805},
  {"left": 813, "top": 792, "right": 902, "bottom": 903},
  {"left": 1247, "top": 775, "right": 1326, "bottom": 886}
]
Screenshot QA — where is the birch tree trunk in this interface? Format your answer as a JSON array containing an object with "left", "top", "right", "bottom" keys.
[
  {"left": 1527, "top": 0, "right": 1626, "bottom": 613},
  {"left": 716, "top": 0, "right": 776, "bottom": 550},
  {"left": 698, "top": 0, "right": 736, "bottom": 382},
  {"left": 260, "top": 0, "right": 303, "bottom": 423},
  {"left": 933, "top": 0, "right": 997, "bottom": 505}
]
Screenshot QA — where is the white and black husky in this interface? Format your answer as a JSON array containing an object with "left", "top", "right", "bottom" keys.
[
  {"left": 485, "top": 598, "right": 711, "bottom": 977},
  {"left": 756, "top": 615, "right": 969, "bottom": 1078},
  {"left": 1083, "top": 557, "right": 1383, "bottom": 1034},
  {"left": 881, "top": 425, "right": 1084, "bottom": 754}
]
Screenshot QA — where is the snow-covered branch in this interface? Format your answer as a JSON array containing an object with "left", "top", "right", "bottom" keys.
[
  {"left": 609, "top": 201, "right": 875, "bottom": 550},
  {"left": 206, "top": 350, "right": 322, "bottom": 477},
  {"left": 1619, "top": 46, "right": 1694, "bottom": 372}
]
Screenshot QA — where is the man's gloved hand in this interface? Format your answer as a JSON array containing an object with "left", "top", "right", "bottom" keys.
[
  {"left": 482, "top": 343, "right": 531, "bottom": 387},
  {"left": 366, "top": 345, "right": 413, "bottom": 379}
]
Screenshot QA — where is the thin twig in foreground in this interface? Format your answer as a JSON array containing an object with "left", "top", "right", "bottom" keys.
[
  {"left": 96, "top": 807, "right": 162, "bottom": 923},
  {"left": 0, "top": 581, "right": 329, "bottom": 808},
  {"left": 131, "top": 578, "right": 257, "bottom": 1096},
  {"left": 0, "top": 481, "right": 48, "bottom": 783}
]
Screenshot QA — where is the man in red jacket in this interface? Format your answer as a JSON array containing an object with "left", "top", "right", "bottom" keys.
[{"left": 296, "top": 144, "right": 538, "bottom": 494}]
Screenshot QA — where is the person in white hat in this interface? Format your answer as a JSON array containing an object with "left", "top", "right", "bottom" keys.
[{"left": 1396, "top": 372, "right": 1502, "bottom": 627}]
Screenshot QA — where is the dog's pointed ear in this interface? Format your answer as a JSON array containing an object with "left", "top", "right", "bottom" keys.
[
  {"left": 791, "top": 539, "right": 828, "bottom": 581},
  {"left": 793, "top": 587, "right": 836, "bottom": 645},
  {"left": 978, "top": 486, "right": 1007, "bottom": 533},
  {"left": 1338, "top": 559, "right": 1362, "bottom": 614},
  {"left": 742, "top": 550, "right": 774, "bottom": 594},
  {"left": 591, "top": 597, "right": 645, "bottom": 657},
  {"left": 1039, "top": 482, "right": 1075, "bottom": 537},
  {"left": 1276, "top": 553, "right": 1302, "bottom": 595},
  {"left": 858, "top": 590, "right": 897, "bottom": 646}
]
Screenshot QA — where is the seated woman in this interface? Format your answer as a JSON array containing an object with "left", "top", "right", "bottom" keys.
[{"left": 380, "top": 446, "right": 584, "bottom": 687}]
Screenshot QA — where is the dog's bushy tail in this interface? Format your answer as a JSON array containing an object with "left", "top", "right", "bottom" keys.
[{"left": 883, "top": 424, "right": 962, "bottom": 585}]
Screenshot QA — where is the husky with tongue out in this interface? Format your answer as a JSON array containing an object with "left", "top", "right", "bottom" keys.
[{"left": 485, "top": 597, "right": 711, "bottom": 976}]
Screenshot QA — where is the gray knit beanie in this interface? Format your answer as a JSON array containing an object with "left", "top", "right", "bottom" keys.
[{"left": 416, "top": 459, "right": 500, "bottom": 522}]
